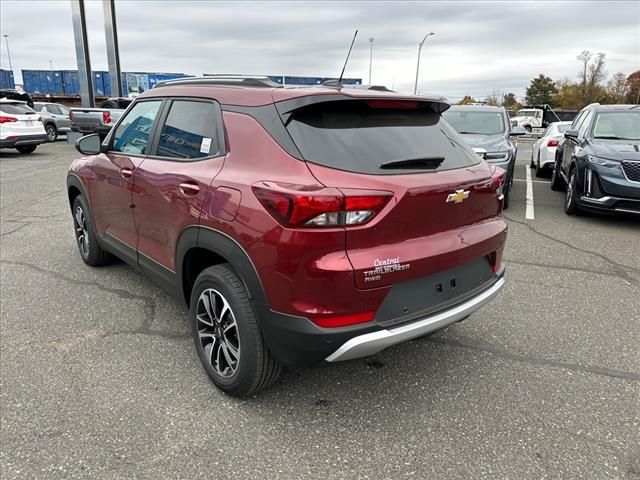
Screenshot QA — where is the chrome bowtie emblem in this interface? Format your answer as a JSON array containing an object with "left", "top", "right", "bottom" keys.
[{"left": 446, "top": 189, "right": 470, "bottom": 204}]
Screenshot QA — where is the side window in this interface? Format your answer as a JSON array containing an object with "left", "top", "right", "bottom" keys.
[
  {"left": 571, "top": 111, "right": 585, "bottom": 130},
  {"left": 48, "top": 105, "right": 63, "bottom": 115},
  {"left": 33, "top": 104, "right": 44, "bottom": 112},
  {"left": 156, "top": 100, "right": 221, "bottom": 160},
  {"left": 111, "top": 100, "right": 162, "bottom": 155},
  {"left": 578, "top": 110, "right": 594, "bottom": 138}
]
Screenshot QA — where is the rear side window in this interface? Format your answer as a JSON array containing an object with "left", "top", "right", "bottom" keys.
[
  {"left": 112, "top": 100, "right": 162, "bottom": 155},
  {"left": 47, "top": 105, "right": 63, "bottom": 115},
  {"left": 285, "top": 101, "right": 480, "bottom": 174},
  {"left": 156, "top": 100, "right": 221, "bottom": 159},
  {"left": 0, "top": 103, "right": 36, "bottom": 115}
]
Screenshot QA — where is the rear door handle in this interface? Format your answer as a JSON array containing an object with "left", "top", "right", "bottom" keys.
[
  {"left": 179, "top": 181, "right": 200, "bottom": 196},
  {"left": 120, "top": 168, "right": 133, "bottom": 179}
]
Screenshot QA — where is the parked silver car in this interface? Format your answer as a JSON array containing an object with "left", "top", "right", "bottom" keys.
[{"left": 33, "top": 102, "right": 72, "bottom": 142}]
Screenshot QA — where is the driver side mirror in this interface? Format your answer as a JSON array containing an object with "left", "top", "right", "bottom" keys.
[
  {"left": 75, "top": 133, "right": 104, "bottom": 155},
  {"left": 510, "top": 126, "right": 527, "bottom": 136},
  {"left": 564, "top": 129, "right": 579, "bottom": 140}
]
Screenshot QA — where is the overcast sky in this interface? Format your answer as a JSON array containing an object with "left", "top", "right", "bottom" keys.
[{"left": 1, "top": 1, "right": 638, "bottom": 100}]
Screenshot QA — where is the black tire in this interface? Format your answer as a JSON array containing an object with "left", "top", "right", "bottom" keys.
[
  {"left": 564, "top": 168, "right": 580, "bottom": 215},
  {"left": 71, "top": 195, "right": 113, "bottom": 266},
  {"left": 550, "top": 160, "right": 565, "bottom": 191},
  {"left": 16, "top": 145, "right": 37, "bottom": 154},
  {"left": 535, "top": 153, "right": 545, "bottom": 178},
  {"left": 45, "top": 124, "right": 58, "bottom": 142},
  {"left": 529, "top": 152, "right": 536, "bottom": 169},
  {"left": 190, "top": 264, "right": 281, "bottom": 397},
  {"left": 502, "top": 184, "right": 510, "bottom": 210}
]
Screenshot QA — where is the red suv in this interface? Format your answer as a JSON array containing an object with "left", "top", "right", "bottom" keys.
[{"left": 67, "top": 77, "right": 507, "bottom": 396}]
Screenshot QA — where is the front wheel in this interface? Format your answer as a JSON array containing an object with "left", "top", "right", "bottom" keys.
[
  {"left": 190, "top": 265, "right": 281, "bottom": 397},
  {"left": 564, "top": 169, "right": 580, "bottom": 215},
  {"left": 71, "top": 195, "right": 113, "bottom": 266},
  {"left": 16, "top": 145, "right": 37, "bottom": 154}
]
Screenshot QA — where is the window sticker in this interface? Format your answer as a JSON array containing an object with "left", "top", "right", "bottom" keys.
[{"left": 200, "top": 137, "right": 212, "bottom": 154}]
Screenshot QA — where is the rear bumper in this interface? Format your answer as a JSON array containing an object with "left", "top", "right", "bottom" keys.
[
  {"left": 259, "top": 266, "right": 506, "bottom": 367},
  {"left": 71, "top": 125, "right": 111, "bottom": 135},
  {"left": 0, "top": 134, "right": 48, "bottom": 148}
]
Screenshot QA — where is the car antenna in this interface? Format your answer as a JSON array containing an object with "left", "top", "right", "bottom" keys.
[{"left": 338, "top": 29, "right": 358, "bottom": 85}]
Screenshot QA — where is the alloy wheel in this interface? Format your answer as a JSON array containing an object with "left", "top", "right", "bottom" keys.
[
  {"left": 46, "top": 126, "right": 56, "bottom": 142},
  {"left": 196, "top": 289, "right": 240, "bottom": 378},
  {"left": 74, "top": 205, "right": 89, "bottom": 257},
  {"left": 566, "top": 172, "right": 575, "bottom": 209}
]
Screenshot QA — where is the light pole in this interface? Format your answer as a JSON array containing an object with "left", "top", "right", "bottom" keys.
[
  {"left": 414, "top": 32, "right": 434, "bottom": 95},
  {"left": 49, "top": 60, "right": 53, "bottom": 73},
  {"left": 368, "top": 37, "right": 374, "bottom": 84},
  {"left": 2, "top": 34, "right": 12, "bottom": 72}
]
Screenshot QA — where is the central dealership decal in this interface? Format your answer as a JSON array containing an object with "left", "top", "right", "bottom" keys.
[{"left": 364, "top": 257, "right": 411, "bottom": 283}]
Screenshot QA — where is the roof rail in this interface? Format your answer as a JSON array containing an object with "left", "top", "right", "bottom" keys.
[{"left": 154, "top": 76, "right": 282, "bottom": 89}]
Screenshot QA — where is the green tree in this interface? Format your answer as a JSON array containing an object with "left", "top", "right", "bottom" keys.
[
  {"left": 553, "top": 79, "right": 583, "bottom": 109},
  {"left": 457, "top": 95, "right": 476, "bottom": 105},
  {"left": 525, "top": 74, "right": 557, "bottom": 106},
  {"left": 502, "top": 92, "right": 521, "bottom": 110}
]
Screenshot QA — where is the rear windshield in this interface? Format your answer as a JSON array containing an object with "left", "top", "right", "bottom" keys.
[
  {"left": 0, "top": 103, "right": 36, "bottom": 115},
  {"left": 556, "top": 123, "right": 570, "bottom": 133},
  {"left": 285, "top": 101, "right": 480, "bottom": 174}
]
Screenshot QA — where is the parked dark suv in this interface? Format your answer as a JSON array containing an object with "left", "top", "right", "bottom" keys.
[
  {"left": 551, "top": 103, "right": 640, "bottom": 215},
  {"left": 67, "top": 77, "right": 508, "bottom": 396}
]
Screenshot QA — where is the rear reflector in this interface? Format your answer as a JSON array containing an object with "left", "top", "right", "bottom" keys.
[
  {"left": 547, "top": 139, "right": 559, "bottom": 147},
  {"left": 0, "top": 116, "right": 18, "bottom": 124},
  {"left": 253, "top": 184, "right": 391, "bottom": 228},
  {"left": 311, "top": 311, "right": 375, "bottom": 328}
]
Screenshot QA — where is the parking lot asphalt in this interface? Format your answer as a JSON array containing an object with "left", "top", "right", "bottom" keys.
[{"left": 1, "top": 140, "right": 639, "bottom": 480}]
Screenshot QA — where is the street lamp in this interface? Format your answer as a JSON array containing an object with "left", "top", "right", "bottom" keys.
[
  {"left": 2, "top": 34, "right": 12, "bottom": 72},
  {"left": 368, "top": 37, "right": 375, "bottom": 84},
  {"left": 414, "top": 32, "right": 434, "bottom": 95}
]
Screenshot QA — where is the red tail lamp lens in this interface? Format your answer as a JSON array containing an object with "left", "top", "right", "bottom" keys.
[
  {"left": 547, "top": 139, "right": 559, "bottom": 147},
  {"left": 103, "top": 111, "right": 111, "bottom": 124}
]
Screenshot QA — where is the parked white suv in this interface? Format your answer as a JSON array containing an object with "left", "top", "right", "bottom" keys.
[{"left": 0, "top": 100, "right": 48, "bottom": 154}]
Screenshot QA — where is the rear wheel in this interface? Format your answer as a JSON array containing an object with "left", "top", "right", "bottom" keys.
[
  {"left": 72, "top": 195, "right": 113, "bottom": 266},
  {"left": 16, "top": 145, "right": 37, "bottom": 154},
  {"left": 46, "top": 124, "right": 58, "bottom": 142},
  {"left": 190, "top": 265, "right": 281, "bottom": 397},
  {"left": 564, "top": 168, "right": 580, "bottom": 215},
  {"left": 535, "top": 153, "right": 545, "bottom": 178},
  {"left": 550, "top": 160, "right": 565, "bottom": 191},
  {"left": 529, "top": 151, "right": 536, "bottom": 168}
]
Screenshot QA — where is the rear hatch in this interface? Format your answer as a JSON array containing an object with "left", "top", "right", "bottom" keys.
[
  {"left": 281, "top": 97, "right": 506, "bottom": 290},
  {"left": 0, "top": 102, "right": 45, "bottom": 136}
]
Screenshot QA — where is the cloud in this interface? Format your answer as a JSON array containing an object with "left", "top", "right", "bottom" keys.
[{"left": 1, "top": 0, "right": 638, "bottom": 99}]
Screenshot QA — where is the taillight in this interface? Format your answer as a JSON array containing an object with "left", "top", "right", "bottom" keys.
[
  {"left": 69, "top": 111, "right": 73, "bottom": 121},
  {"left": 491, "top": 167, "right": 506, "bottom": 197},
  {"left": 37, "top": 116, "right": 42, "bottom": 122},
  {"left": 367, "top": 100, "right": 420, "bottom": 109},
  {"left": 252, "top": 183, "right": 392, "bottom": 228},
  {"left": 0, "top": 116, "right": 18, "bottom": 124},
  {"left": 311, "top": 311, "right": 375, "bottom": 328},
  {"left": 103, "top": 111, "right": 111, "bottom": 124},
  {"left": 547, "top": 138, "right": 559, "bottom": 147}
]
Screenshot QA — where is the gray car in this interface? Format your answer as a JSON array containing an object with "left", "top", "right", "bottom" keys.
[
  {"left": 442, "top": 105, "right": 526, "bottom": 209},
  {"left": 33, "top": 102, "right": 72, "bottom": 142}
]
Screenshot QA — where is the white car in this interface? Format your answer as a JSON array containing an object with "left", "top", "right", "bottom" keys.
[
  {"left": 0, "top": 99, "right": 48, "bottom": 154},
  {"left": 530, "top": 121, "right": 572, "bottom": 177}
]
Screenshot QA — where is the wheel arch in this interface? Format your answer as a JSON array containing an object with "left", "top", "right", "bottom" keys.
[
  {"left": 66, "top": 175, "right": 89, "bottom": 213},
  {"left": 176, "top": 226, "right": 268, "bottom": 309}
]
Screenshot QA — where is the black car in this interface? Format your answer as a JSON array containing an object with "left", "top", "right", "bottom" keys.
[
  {"left": 443, "top": 105, "right": 526, "bottom": 209},
  {"left": 551, "top": 104, "right": 640, "bottom": 215}
]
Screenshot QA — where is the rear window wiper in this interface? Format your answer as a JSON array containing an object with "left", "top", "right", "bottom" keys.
[{"left": 380, "top": 156, "right": 445, "bottom": 169}]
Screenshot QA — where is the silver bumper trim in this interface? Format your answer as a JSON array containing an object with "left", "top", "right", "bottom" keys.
[{"left": 325, "top": 277, "right": 506, "bottom": 362}]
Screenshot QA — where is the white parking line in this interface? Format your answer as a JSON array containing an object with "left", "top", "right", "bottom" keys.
[
  {"left": 525, "top": 168, "right": 535, "bottom": 220},
  {"left": 513, "top": 178, "right": 548, "bottom": 184}
]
